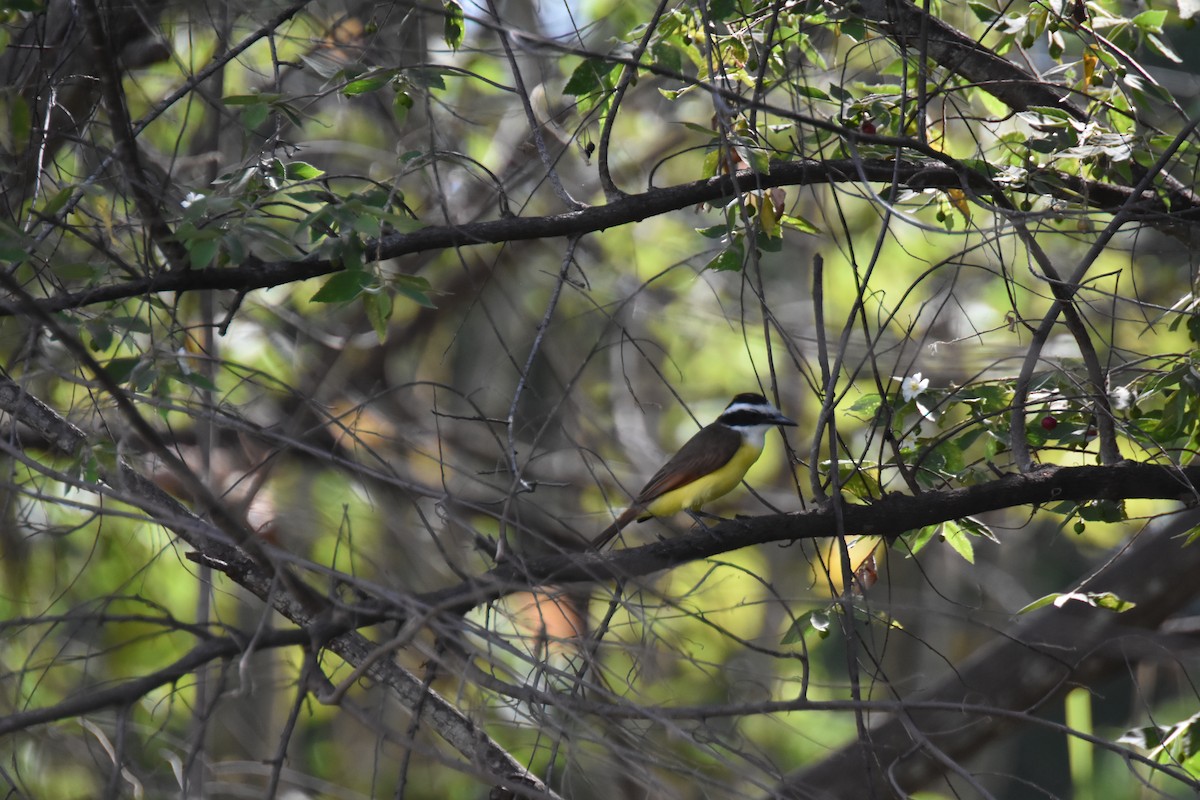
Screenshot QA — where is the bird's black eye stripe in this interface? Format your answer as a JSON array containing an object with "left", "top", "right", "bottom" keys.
[{"left": 720, "top": 409, "right": 777, "bottom": 426}]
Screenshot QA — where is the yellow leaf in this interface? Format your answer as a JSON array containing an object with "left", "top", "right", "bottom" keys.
[
  {"left": 946, "top": 188, "right": 971, "bottom": 223},
  {"left": 1083, "top": 47, "right": 1098, "bottom": 87},
  {"left": 810, "top": 535, "right": 883, "bottom": 597}
]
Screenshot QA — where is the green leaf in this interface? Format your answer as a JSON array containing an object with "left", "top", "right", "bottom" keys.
[
  {"left": 85, "top": 320, "right": 113, "bottom": 351},
  {"left": 563, "top": 57, "right": 617, "bottom": 97},
  {"left": 103, "top": 357, "right": 143, "bottom": 385},
  {"left": 394, "top": 90, "right": 414, "bottom": 125},
  {"left": 1091, "top": 591, "right": 1137, "bottom": 613},
  {"left": 1077, "top": 499, "right": 1126, "bottom": 523},
  {"left": 1020, "top": 591, "right": 1137, "bottom": 614},
  {"left": 1146, "top": 33, "right": 1182, "bottom": 64},
  {"left": 187, "top": 236, "right": 219, "bottom": 269},
  {"left": 954, "top": 515, "right": 1000, "bottom": 543},
  {"left": 443, "top": 1, "right": 465, "bottom": 51},
  {"left": 968, "top": 0, "right": 998, "bottom": 21},
  {"left": 1017, "top": 593, "right": 1059, "bottom": 614},
  {"left": 735, "top": 143, "right": 771, "bottom": 174},
  {"left": 343, "top": 71, "right": 396, "bottom": 96},
  {"left": 782, "top": 609, "right": 832, "bottom": 644},
  {"left": 708, "top": 0, "right": 736, "bottom": 21},
  {"left": 408, "top": 67, "right": 448, "bottom": 90},
  {"left": 796, "top": 83, "right": 830, "bottom": 100},
  {"left": 779, "top": 213, "right": 821, "bottom": 235},
  {"left": 651, "top": 41, "right": 683, "bottom": 74},
  {"left": 36, "top": 186, "right": 73, "bottom": 218},
  {"left": 942, "top": 519, "right": 976, "bottom": 563},
  {"left": 241, "top": 102, "right": 268, "bottom": 130},
  {"left": 705, "top": 242, "right": 744, "bottom": 272},
  {"left": 311, "top": 269, "right": 371, "bottom": 303},
  {"left": 1132, "top": 9, "right": 1167, "bottom": 33},
  {"left": 695, "top": 224, "right": 730, "bottom": 239},
  {"left": 284, "top": 161, "right": 324, "bottom": 180},
  {"left": 847, "top": 393, "right": 882, "bottom": 416},
  {"left": 394, "top": 274, "right": 437, "bottom": 308},
  {"left": 906, "top": 524, "right": 939, "bottom": 556},
  {"left": 363, "top": 290, "right": 393, "bottom": 342}
]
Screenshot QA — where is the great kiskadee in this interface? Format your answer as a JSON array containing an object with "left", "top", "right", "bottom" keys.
[{"left": 591, "top": 393, "right": 797, "bottom": 549}]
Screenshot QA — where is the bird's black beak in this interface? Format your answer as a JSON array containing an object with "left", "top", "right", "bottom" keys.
[{"left": 774, "top": 413, "right": 797, "bottom": 427}]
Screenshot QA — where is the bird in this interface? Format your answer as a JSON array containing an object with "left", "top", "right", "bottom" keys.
[{"left": 591, "top": 392, "right": 797, "bottom": 549}]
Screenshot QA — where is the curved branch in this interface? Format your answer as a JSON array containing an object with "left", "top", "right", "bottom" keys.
[
  {"left": 0, "top": 630, "right": 308, "bottom": 738},
  {"left": 4, "top": 158, "right": 1192, "bottom": 317},
  {"left": 404, "top": 461, "right": 1200, "bottom": 617}
]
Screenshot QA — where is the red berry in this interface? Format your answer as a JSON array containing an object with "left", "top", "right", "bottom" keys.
[{"left": 1041, "top": 416, "right": 1057, "bottom": 431}]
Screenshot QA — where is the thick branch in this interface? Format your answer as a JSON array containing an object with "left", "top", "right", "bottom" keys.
[
  {"left": 404, "top": 461, "right": 1200, "bottom": 617},
  {"left": 839, "top": 0, "right": 1085, "bottom": 120},
  {"left": 0, "top": 631, "right": 308, "bottom": 738},
  {"left": 3, "top": 159, "right": 1189, "bottom": 317}
]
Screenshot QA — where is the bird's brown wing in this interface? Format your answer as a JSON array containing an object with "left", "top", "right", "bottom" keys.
[
  {"left": 632, "top": 422, "right": 743, "bottom": 504},
  {"left": 591, "top": 423, "right": 743, "bottom": 550}
]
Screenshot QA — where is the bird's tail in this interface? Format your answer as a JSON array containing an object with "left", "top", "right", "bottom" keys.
[{"left": 590, "top": 506, "right": 640, "bottom": 550}]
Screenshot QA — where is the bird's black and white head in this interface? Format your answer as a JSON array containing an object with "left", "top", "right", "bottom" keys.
[{"left": 717, "top": 393, "right": 797, "bottom": 446}]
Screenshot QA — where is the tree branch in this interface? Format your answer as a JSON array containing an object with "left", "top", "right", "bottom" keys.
[
  {"left": 3, "top": 158, "right": 1190, "bottom": 317},
  {"left": 0, "top": 631, "right": 308, "bottom": 738},
  {"left": 773, "top": 507, "right": 1200, "bottom": 798}
]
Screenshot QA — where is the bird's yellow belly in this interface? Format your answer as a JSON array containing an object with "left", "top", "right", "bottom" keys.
[{"left": 641, "top": 442, "right": 764, "bottom": 519}]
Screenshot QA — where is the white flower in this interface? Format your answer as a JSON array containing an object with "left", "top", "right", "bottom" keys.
[
  {"left": 181, "top": 191, "right": 205, "bottom": 209},
  {"left": 901, "top": 372, "right": 929, "bottom": 403}
]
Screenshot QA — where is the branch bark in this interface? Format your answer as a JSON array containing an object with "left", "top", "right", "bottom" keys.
[{"left": 3, "top": 158, "right": 1190, "bottom": 317}]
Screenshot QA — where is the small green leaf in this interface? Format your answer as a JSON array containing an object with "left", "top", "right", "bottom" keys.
[
  {"left": 906, "top": 524, "right": 939, "bottom": 556},
  {"left": 705, "top": 242, "right": 744, "bottom": 272},
  {"left": 782, "top": 609, "right": 832, "bottom": 644},
  {"left": 36, "top": 186, "right": 73, "bottom": 218},
  {"left": 779, "top": 214, "right": 821, "bottom": 235},
  {"left": 363, "top": 290, "right": 393, "bottom": 342},
  {"left": 563, "top": 57, "right": 617, "bottom": 97},
  {"left": 968, "top": 0, "right": 998, "bottom": 21},
  {"left": 796, "top": 83, "right": 831, "bottom": 100},
  {"left": 708, "top": 0, "right": 736, "bottom": 20},
  {"left": 343, "top": 72, "right": 395, "bottom": 96},
  {"left": 408, "top": 68, "right": 448, "bottom": 90},
  {"left": 394, "top": 274, "right": 437, "bottom": 308},
  {"left": 695, "top": 224, "right": 730, "bottom": 239},
  {"left": 444, "top": 1, "right": 465, "bottom": 50},
  {"left": 942, "top": 519, "right": 976, "bottom": 563},
  {"left": 847, "top": 393, "right": 882, "bottom": 416},
  {"left": 1017, "top": 593, "right": 1060, "bottom": 614},
  {"left": 103, "top": 357, "right": 143, "bottom": 385},
  {"left": 187, "top": 236, "right": 219, "bottom": 269},
  {"left": 1077, "top": 499, "right": 1126, "bottom": 523},
  {"left": 1091, "top": 591, "right": 1136, "bottom": 613},
  {"left": 284, "top": 161, "right": 324, "bottom": 180},
  {"left": 393, "top": 90, "right": 414, "bottom": 125},
  {"left": 651, "top": 41, "right": 683, "bottom": 74},
  {"left": 1132, "top": 9, "right": 1167, "bottom": 33},
  {"left": 242, "top": 102, "right": 269, "bottom": 130},
  {"left": 311, "top": 269, "right": 370, "bottom": 303}
]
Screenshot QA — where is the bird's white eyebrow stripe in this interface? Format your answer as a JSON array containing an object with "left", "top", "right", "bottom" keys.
[{"left": 722, "top": 402, "right": 772, "bottom": 416}]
